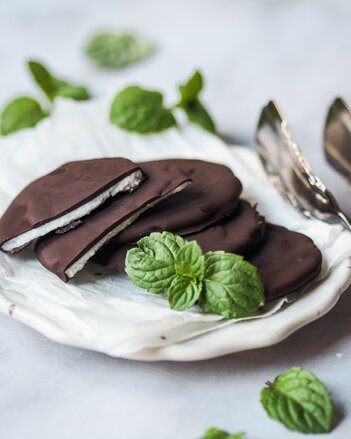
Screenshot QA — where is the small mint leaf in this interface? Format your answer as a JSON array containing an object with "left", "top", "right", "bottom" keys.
[
  {"left": 86, "top": 32, "right": 154, "bottom": 69},
  {"left": 168, "top": 275, "right": 202, "bottom": 310},
  {"left": 27, "top": 60, "right": 90, "bottom": 102},
  {"left": 176, "top": 70, "right": 216, "bottom": 133},
  {"left": 183, "top": 99, "right": 216, "bottom": 133},
  {"left": 202, "top": 427, "right": 245, "bottom": 439},
  {"left": 200, "top": 251, "right": 265, "bottom": 319},
  {"left": 0, "top": 96, "right": 48, "bottom": 136},
  {"left": 110, "top": 86, "right": 176, "bottom": 134},
  {"left": 261, "top": 367, "right": 334, "bottom": 433},
  {"left": 175, "top": 240, "right": 204, "bottom": 279},
  {"left": 177, "top": 70, "right": 203, "bottom": 107},
  {"left": 125, "top": 232, "right": 187, "bottom": 294}
]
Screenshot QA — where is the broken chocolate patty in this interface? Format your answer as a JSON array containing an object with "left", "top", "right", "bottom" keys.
[
  {"left": 0, "top": 158, "right": 143, "bottom": 254},
  {"left": 113, "top": 159, "right": 243, "bottom": 243},
  {"left": 94, "top": 200, "right": 266, "bottom": 272},
  {"left": 35, "top": 160, "right": 192, "bottom": 282},
  {"left": 248, "top": 224, "right": 322, "bottom": 301}
]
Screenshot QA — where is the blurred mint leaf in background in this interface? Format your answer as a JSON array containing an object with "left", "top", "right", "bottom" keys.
[
  {"left": 27, "top": 60, "right": 90, "bottom": 102},
  {"left": 0, "top": 96, "right": 48, "bottom": 136},
  {"left": 86, "top": 32, "right": 154, "bottom": 69},
  {"left": 110, "top": 86, "right": 176, "bottom": 134},
  {"left": 176, "top": 70, "right": 216, "bottom": 134}
]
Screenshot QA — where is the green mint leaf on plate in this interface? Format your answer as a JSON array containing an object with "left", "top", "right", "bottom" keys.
[
  {"left": 261, "top": 367, "right": 334, "bottom": 433},
  {"left": 168, "top": 275, "right": 202, "bottom": 311},
  {"left": 177, "top": 70, "right": 216, "bottom": 133},
  {"left": 1, "top": 96, "right": 48, "bottom": 136},
  {"left": 125, "top": 231, "right": 187, "bottom": 294},
  {"left": 200, "top": 251, "right": 265, "bottom": 319},
  {"left": 175, "top": 241, "right": 204, "bottom": 279},
  {"left": 27, "top": 60, "right": 90, "bottom": 102},
  {"left": 201, "top": 427, "right": 245, "bottom": 439},
  {"left": 86, "top": 32, "right": 154, "bottom": 69},
  {"left": 110, "top": 86, "right": 176, "bottom": 134}
]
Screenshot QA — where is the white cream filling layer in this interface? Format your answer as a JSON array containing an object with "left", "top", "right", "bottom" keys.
[
  {"left": 2, "top": 170, "right": 144, "bottom": 252},
  {"left": 65, "top": 181, "right": 190, "bottom": 279}
]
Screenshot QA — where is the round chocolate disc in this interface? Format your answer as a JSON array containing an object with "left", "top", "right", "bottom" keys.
[
  {"left": 94, "top": 200, "right": 265, "bottom": 273},
  {"left": 248, "top": 224, "right": 322, "bottom": 301},
  {"left": 114, "top": 159, "right": 242, "bottom": 243}
]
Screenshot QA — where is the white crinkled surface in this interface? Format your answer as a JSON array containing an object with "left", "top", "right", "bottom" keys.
[{"left": 0, "top": 97, "right": 351, "bottom": 360}]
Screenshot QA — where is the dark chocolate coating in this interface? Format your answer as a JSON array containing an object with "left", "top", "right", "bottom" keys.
[
  {"left": 35, "top": 160, "right": 192, "bottom": 282},
  {"left": 248, "top": 224, "right": 322, "bottom": 301},
  {"left": 0, "top": 158, "right": 141, "bottom": 253},
  {"left": 113, "top": 159, "right": 242, "bottom": 243},
  {"left": 94, "top": 200, "right": 266, "bottom": 272}
]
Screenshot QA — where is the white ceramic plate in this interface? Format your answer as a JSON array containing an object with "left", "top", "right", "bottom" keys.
[{"left": 0, "top": 97, "right": 350, "bottom": 361}]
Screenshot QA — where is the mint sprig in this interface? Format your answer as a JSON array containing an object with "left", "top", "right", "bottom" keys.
[
  {"left": 201, "top": 427, "right": 245, "bottom": 439},
  {"left": 110, "top": 86, "right": 176, "bottom": 134},
  {"left": 109, "top": 70, "right": 216, "bottom": 134},
  {"left": 261, "top": 367, "right": 334, "bottom": 433},
  {"left": 0, "top": 96, "right": 48, "bottom": 136},
  {"left": 86, "top": 32, "right": 154, "bottom": 69},
  {"left": 27, "top": 60, "right": 90, "bottom": 102},
  {"left": 125, "top": 232, "right": 265, "bottom": 318},
  {"left": 176, "top": 70, "right": 216, "bottom": 133}
]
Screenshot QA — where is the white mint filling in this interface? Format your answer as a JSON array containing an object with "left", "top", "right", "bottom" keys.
[
  {"left": 65, "top": 181, "right": 190, "bottom": 279},
  {"left": 2, "top": 170, "right": 144, "bottom": 252}
]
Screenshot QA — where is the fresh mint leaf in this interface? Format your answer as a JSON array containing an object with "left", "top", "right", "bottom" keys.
[
  {"left": 183, "top": 99, "right": 216, "bottom": 134},
  {"left": 202, "top": 427, "right": 245, "bottom": 439},
  {"left": 110, "top": 86, "right": 176, "bottom": 134},
  {"left": 261, "top": 367, "right": 334, "bottom": 433},
  {"left": 125, "top": 231, "right": 187, "bottom": 294},
  {"left": 178, "top": 70, "right": 203, "bottom": 107},
  {"left": 27, "top": 60, "right": 90, "bottom": 102},
  {"left": 86, "top": 32, "right": 154, "bottom": 69},
  {"left": 177, "top": 70, "right": 216, "bottom": 134},
  {"left": 168, "top": 275, "right": 202, "bottom": 310},
  {"left": 200, "top": 251, "right": 265, "bottom": 319},
  {"left": 0, "top": 96, "right": 48, "bottom": 136},
  {"left": 175, "top": 241, "right": 204, "bottom": 279}
]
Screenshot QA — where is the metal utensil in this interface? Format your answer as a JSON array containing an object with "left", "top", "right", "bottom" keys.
[
  {"left": 256, "top": 100, "right": 351, "bottom": 231},
  {"left": 324, "top": 97, "right": 351, "bottom": 178}
]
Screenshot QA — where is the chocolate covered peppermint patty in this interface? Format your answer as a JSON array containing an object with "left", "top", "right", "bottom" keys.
[
  {"left": 114, "top": 159, "right": 242, "bottom": 243},
  {"left": 94, "top": 200, "right": 266, "bottom": 272},
  {"left": 35, "top": 160, "right": 192, "bottom": 282},
  {"left": 0, "top": 158, "right": 143, "bottom": 254},
  {"left": 248, "top": 224, "right": 322, "bottom": 301}
]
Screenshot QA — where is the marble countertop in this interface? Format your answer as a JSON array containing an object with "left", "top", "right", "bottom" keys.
[{"left": 1, "top": 1, "right": 351, "bottom": 437}]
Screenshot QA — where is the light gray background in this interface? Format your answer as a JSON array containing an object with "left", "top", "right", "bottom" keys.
[{"left": 1, "top": 1, "right": 351, "bottom": 438}]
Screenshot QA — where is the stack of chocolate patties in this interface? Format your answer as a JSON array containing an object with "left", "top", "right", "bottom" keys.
[{"left": 0, "top": 158, "right": 322, "bottom": 302}]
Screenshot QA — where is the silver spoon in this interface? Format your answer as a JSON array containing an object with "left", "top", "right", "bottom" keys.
[
  {"left": 256, "top": 100, "right": 351, "bottom": 231},
  {"left": 324, "top": 97, "right": 351, "bottom": 178}
]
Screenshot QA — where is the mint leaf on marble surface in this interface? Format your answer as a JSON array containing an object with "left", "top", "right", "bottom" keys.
[
  {"left": 27, "top": 60, "right": 90, "bottom": 102},
  {"left": 86, "top": 32, "right": 154, "bottom": 69},
  {"left": 110, "top": 86, "right": 176, "bottom": 134},
  {"left": 0, "top": 96, "right": 48, "bottom": 136},
  {"left": 176, "top": 70, "right": 216, "bottom": 133},
  {"left": 261, "top": 367, "right": 334, "bottom": 433},
  {"left": 201, "top": 427, "right": 245, "bottom": 439},
  {"left": 125, "top": 231, "right": 187, "bottom": 294},
  {"left": 199, "top": 251, "right": 265, "bottom": 319}
]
